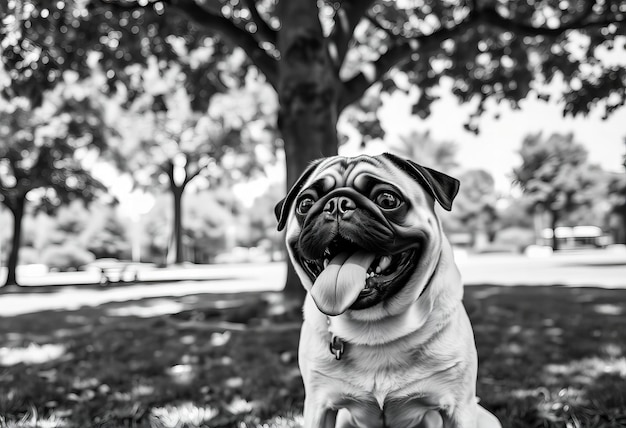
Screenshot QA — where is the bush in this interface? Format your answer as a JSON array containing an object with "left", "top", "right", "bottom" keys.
[
  {"left": 42, "top": 244, "right": 96, "bottom": 272},
  {"left": 492, "top": 227, "right": 536, "bottom": 253}
]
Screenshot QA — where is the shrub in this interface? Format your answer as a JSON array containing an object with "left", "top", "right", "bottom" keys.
[{"left": 42, "top": 244, "right": 96, "bottom": 272}]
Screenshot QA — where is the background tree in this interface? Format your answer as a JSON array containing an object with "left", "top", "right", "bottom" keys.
[
  {"left": 113, "top": 60, "right": 276, "bottom": 264},
  {"left": 513, "top": 132, "right": 605, "bottom": 250},
  {"left": 0, "top": 76, "right": 111, "bottom": 289}
]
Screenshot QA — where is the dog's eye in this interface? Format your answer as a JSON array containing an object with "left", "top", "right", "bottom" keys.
[
  {"left": 375, "top": 191, "right": 402, "bottom": 210},
  {"left": 297, "top": 197, "right": 315, "bottom": 215}
]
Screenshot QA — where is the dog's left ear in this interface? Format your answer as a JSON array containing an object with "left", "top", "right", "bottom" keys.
[
  {"left": 381, "top": 152, "right": 460, "bottom": 211},
  {"left": 275, "top": 159, "right": 324, "bottom": 231}
]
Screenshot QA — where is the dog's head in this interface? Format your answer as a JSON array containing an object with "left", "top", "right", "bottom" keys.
[{"left": 275, "top": 153, "right": 459, "bottom": 318}]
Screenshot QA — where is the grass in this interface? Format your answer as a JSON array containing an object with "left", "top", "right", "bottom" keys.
[{"left": 0, "top": 284, "right": 625, "bottom": 427}]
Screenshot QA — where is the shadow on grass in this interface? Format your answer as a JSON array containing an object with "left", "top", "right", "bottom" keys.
[{"left": 0, "top": 285, "right": 625, "bottom": 427}]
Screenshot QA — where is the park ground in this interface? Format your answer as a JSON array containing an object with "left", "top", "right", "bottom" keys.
[{"left": 1, "top": 249, "right": 626, "bottom": 427}]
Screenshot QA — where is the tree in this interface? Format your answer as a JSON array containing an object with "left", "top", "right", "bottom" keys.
[
  {"left": 0, "top": 77, "right": 110, "bottom": 288},
  {"left": 3, "top": 0, "right": 625, "bottom": 294},
  {"left": 113, "top": 60, "right": 276, "bottom": 264},
  {"left": 513, "top": 132, "right": 605, "bottom": 250}
]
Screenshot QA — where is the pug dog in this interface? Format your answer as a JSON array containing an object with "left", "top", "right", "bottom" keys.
[{"left": 275, "top": 153, "right": 501, "bottom": 428}]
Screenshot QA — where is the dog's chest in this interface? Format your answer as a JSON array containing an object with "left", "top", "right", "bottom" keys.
[
  {"left": 325, "top": 353, "right": 449, "bottom": 428},
  {"left": 327, "top": 344, "right": 441, "bottom": 406}
]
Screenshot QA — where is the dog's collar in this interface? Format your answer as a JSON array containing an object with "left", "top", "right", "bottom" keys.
[{"left": 326, "top": 317, "right": 345, "bottom": 360}]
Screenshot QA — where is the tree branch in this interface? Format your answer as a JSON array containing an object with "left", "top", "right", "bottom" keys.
[
  {"left": 339, "top": 16, "right": 475, "bottom": 111},
  {"left": 364, "top": 13, "right": 398, "bottom": 42},
  {"left": 477, "top": 1, "right": 624, "bottom": 37},
  {"left": 165, "top": 0, "right": 279, "bottom": 88},
  {"left": 329, "top": 0, "right": 377, "bottom": 67},
  {"left": 102, "top": 0, "right": 279, "bottom": 89},
  {"left": 338, "top": 1, "right": 625, "bottom": 112},
  {"left": 183, "top": 164, "right": 204, "bottom": 187},
  {"left": 242, "top": 0, "right": 277, "bottom": 45}
]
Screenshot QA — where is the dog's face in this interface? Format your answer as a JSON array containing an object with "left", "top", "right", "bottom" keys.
[{"left": 276, "top": 153, "right": 459, "bottom": 319}]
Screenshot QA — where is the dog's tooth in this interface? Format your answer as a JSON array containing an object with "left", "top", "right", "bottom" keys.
[
  {"left": 324, "top": 259, "right": 329, "bottom": 268},
  {"left": 378, "top": 256, "right": 392, "bottom": 272}
]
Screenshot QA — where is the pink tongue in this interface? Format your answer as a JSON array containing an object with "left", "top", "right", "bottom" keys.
[{"left": 310, "top": 251, "right": 376, "bottom": 316}]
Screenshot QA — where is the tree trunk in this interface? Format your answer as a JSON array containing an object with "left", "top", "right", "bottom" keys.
[
  {"left": 276, "top": 1, "right": 340, "bottom": 299},
  {"left": 4, "top": 196, "right": 26, "bottom": 289},
  {"left": 171, "top": 186, "right": 185, "bottom": 265},
  {"left": 617, "top": 205, "right": 626, "bottom": 245},
  {"left": 550, "top": 210, "right": 560, "bottom": 251}
]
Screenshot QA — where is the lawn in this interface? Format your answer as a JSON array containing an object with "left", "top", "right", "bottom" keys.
[{"left": 0, "top": 284, "right": 625, "bottom": 428}]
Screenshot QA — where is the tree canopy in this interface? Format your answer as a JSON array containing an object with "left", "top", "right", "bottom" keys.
[
  {"left": 0, "top": 74, "right": 113, "bottom": 286},
  {"left": 513, "top": 132, "right": 607, "bottom": 249},
  {"left": 3, "top": 1, "right": 625, "bottom": 119}
]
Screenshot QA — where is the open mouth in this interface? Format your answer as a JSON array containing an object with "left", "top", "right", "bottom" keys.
[{"left": 298, "top": 237, "right": 421, "bottom": 312}]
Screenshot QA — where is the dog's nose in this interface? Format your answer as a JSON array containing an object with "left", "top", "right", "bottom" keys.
[{"left": 324, "top": 196, "right": 356, "bottom": 219}]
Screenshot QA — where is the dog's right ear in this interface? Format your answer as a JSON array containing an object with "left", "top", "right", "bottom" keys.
[{"left": 275, "top": 159, "right": 323, "bottom": 231}]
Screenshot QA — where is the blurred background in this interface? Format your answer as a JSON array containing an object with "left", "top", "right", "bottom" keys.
[{"left": 1, "top": 1, "right": 626, "bottom": 427}]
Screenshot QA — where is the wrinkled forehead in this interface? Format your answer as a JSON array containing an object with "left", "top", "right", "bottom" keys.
[{"left": 305, "top": 155, "right": 424, "bottom": 199}]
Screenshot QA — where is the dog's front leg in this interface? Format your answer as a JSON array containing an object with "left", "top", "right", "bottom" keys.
[{"left": 303, "top": 395, "right": 338, "bottom": 428}]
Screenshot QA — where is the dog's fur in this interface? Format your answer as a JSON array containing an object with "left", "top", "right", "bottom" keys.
[{"left": 276, "top": 154, "right": 501, "bottom": 428}]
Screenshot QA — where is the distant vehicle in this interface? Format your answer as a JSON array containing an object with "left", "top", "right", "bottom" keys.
[{"left": 540, "top": 226, "right": 610, "bottom": 249}]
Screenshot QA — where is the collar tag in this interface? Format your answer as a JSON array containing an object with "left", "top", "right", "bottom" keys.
[
  {"left": 326, "top": 316, "right": 345, "bottom": 360},
  {"left": 329, "top": 334, "right": 345, "bottom": 360}
]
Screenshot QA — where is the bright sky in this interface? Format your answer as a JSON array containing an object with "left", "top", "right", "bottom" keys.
[{"left": 341, "top": 77, "right": 626, "bottom": 194}]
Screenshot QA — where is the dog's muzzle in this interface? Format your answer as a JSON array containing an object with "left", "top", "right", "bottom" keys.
[{"left": 292, "top": 190, "right": 423, "bottom": 316}]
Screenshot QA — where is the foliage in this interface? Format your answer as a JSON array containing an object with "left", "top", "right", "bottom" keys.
[
  {"left": 0, "top": 0, "right": 241, "bottom": 108},
  {"left": 0, "top": 80, "right": 109, "bottom": 213},
  {"left": 108, "top": 55, "right": 277, "bottom": 264},
  {"left": 41, "top": 244, "right": 96, "bottom": 272},
  {"left": 4, "top": 1, "right": 625, "bottom": 123},
  {"left": 0, "top": 285, "right": 625, "bottom": 427},
  {"left": 513, "top": 133, "right": 609, "bottom": 228},
  {"left": 114, "top": 62, "right": 277, "bottom": 193},
  {"left": 0, "top": 75, "right": 113, "bottom": 286}
]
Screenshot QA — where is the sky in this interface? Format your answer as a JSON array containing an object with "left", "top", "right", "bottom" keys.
[{"left": 341, "top": 77, "right": 626, "bottom": 194}]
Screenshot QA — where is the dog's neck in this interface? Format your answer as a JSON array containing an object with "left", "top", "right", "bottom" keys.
[{"left": 305, "top": 288, "right": 439, "bottom": 347}]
